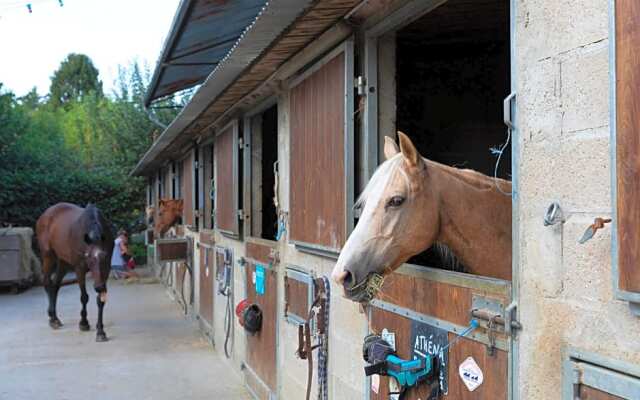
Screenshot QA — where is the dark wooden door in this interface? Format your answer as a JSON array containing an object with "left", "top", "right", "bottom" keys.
[
  {"left": 199, "top": 247, "right": 214, "bottom": 325},
  {"left": 615, "top": 0, "right": 640, "bottom": 294},
  {"left": 244, "top": 241, "right": 278, "bottom": 399},
  {"left": 579, "top": 386, "right": 624, "bottom": 400},
  {"left": 368, "top": 266, "right": 511, "bottom": 400}
]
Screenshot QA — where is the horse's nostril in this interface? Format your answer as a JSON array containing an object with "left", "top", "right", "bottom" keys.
[{"left": 342, "top": 270, "right": 354, "bottom": 290}]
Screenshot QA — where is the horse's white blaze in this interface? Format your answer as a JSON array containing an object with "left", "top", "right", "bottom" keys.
[{"left": 333, "top": 155, "right": 405, "bottom": 285}]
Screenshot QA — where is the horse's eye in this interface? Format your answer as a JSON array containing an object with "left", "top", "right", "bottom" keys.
[{"left": 386, "top": 196, "right": 405, "bottom": 208}]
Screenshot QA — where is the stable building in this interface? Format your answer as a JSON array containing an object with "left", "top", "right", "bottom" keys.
[{"left": 132, "top": 0, "right": 640, "bottom": 399}]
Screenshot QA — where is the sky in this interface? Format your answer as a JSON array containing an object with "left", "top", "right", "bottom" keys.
[{"left": 0, "top": 0, "right": 180, "bottom": 97}]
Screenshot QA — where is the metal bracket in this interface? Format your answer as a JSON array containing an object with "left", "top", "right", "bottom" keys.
[
  {"left": 503, "top": 92, "right": 516, "bottom": 130},
  {"left": 472, "top": 295, "right": 505, "bottom": 322},
  {"left": 471, "top": 297, "right": 521, "bottom": 354}
]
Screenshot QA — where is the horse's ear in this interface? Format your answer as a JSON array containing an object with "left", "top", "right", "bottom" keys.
[
  {"left": 384, "top": 136, "right": 400, "bottom": 160},
  {"left": 158, "top": 199, "right": 165, "bottom": 207},
  {"left": 398, "top": 131, "right": 422, "bottom": 168}
]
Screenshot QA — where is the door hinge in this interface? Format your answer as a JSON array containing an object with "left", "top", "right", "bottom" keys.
[
  {"left": 237, "top": 209, "right": 248, "bottom": 220},
  {"left": 355, "top": 76, "right": 366, "bottom": 96},
  {"left": 238, "top": 137, "right": 244, "bottom": 149}
]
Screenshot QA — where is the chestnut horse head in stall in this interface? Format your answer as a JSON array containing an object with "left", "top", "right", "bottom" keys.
[
  {"left": 332, "top": 132, "right": 512, "bottom": 303},
  {"left": 36, "top": 203, "right": 114, "bottom": 341},
  {"left": 154, "top": 198, "right": 183, "bottom": 238}
]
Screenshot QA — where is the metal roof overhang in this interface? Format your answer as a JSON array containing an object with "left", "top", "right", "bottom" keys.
[
  {"left": 144, "top": 0, "right": 267, "bottom": 107},
  {"left": 132, "top": 0, "right": 362, "bottom": 177}
]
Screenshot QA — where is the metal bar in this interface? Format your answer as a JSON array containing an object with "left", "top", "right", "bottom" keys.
[
  {"left": 285, "top": 267, "right": 314, "bottom": 285},
  {"left": 243, "top": 116, "right": 252, "bottom": 239},
  {"left": 508, "top": 0, "right": 520, "bottom": 397},
  {"left": 345, "top": 37, "right": 355, "bottom": 236},
  {"left": 291, "top": 240, "right": 340, "bottom": 260},
  {"left": 396, "top": 263, "right": 511, "bottom": 296},
  {"left": 364, "top": 33, "right": 378, "bottom": 183},
  {"left": 471, "top": 309, "right": 522, "bottom": 331},
  {"left": 578, "top": 362, "right": 640, "bottom": 399},
  {"left": 370, "top": 299, "right": 508, "bottom": 351}
]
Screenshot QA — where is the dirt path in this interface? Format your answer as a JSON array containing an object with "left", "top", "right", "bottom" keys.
[{"left": 0, "top": 274, "right": 249, "bottom": 400}]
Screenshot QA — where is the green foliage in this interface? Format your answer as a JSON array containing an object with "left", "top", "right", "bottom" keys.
[
  {"left": 129, "top": 242, "right": 147, "bottom": 265},
  {"left": 49, "top": 53, "right": 104, "bottom": 109},
  {"left": 0, "top": 55, "right": 181, "bottom": 235}
]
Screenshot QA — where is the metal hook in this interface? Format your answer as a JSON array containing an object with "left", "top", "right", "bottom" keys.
[{"left": 543, "top": 202, "right": 565, "bottom": 226}]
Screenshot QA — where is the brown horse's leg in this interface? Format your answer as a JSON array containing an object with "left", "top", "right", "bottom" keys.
[
  {"left": 42, "top": 254, "right": 63, "bottom": 329},
  {"left": 78, "top": 270, "right": 90, "bottom": 331},
  {"left": 95, "top": 295, "right": 108, "bottom": 342}
]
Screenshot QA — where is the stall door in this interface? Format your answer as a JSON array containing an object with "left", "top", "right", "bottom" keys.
[
  {"left": 243, "top": 241, "right": 279, "bottom": 400},
  {"left": 199, "top": 246, "right": 214, "bottom": 326},
  {"left": 564, "top": 357, "right": 640, "bottom": 400},
  {"left": 369, "top": 265, "right": 514, "bottom": 400}
]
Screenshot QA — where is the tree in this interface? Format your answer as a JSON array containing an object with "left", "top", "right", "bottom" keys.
[
  {"left": 0, "top": 83, "right": 28, "bottom": 158},
  {"left": 49, "top": 53, "right": 103, "bottom": 109}
]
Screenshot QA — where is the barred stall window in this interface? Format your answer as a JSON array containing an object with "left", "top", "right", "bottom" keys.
[{"left": 284, "top": 267, "right": 313, "bottom": 324}]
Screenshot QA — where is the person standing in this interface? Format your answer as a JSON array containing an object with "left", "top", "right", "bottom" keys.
[{"left": 110, "top": 229, "right": 134, "bottom": 279}]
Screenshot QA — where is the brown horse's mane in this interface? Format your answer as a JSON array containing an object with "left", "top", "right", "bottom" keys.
[{"left": 425, "top": 159, "right": 511, "bottom": 192}]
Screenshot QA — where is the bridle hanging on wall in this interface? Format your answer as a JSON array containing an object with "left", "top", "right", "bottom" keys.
[{"left": 296, "top": 276, "right": 330, "bottom": 400}]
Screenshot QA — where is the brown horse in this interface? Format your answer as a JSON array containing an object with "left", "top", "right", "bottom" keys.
[
  {"left": 332, "top": 132, "right": 512, "bottom": 303},
  {"left": 154, "top": 198, "right": 183, "bottom": 238},
  {"left": 36, "top": 203, "right": 113, "bottom": 341}
]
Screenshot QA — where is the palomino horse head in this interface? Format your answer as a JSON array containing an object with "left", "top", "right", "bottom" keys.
[
  {"left": 332, "top": 132, "right": 440, "bottom": 303},
  {"left": 155, "top": 199, "right": 183, "bottom": 237},
  {"left": 82, "top": 204, "right": 112, "bottom": 293}
]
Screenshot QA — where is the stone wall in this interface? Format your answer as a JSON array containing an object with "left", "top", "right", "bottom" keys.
[{"left": 515, "top": 0, "right": 640, "bottom": 398}]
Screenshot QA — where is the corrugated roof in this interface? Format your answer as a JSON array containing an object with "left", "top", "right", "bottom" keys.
[
  {"left": 132, "top": 0, "right": 361, "bottom": 176},
  {"left": 144, "top": 0, "right": 267, "bottom": 106}
]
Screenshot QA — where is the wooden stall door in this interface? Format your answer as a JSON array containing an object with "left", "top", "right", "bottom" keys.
[
  {"left": 615, "top": 0, "right": 640, "bottom": 302},
  {"left": 199, "top": 247, "right": 214, "bottom": 325},
  {"left": 215, "top": 122, "right": 239, "bottom": 236},
  {"left": 244, "top": 241, "right": 278, "bottom": 399},
  {"left": 369, "top": 267, "right": 511, "bottom": 400},
  {"left": 289, "top": 44, "right": 353, "bottom": 252}
]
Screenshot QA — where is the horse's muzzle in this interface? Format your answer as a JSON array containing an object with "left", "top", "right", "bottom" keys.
[{"left": 342, "top": 272, "right": 384, "bottom": 304}]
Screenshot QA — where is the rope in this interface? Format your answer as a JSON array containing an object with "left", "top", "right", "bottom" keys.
[
  {"left": 223, "top": 289, "right": 233, "bottom": 358},
  {"left": 275, "top": 214, "right": 286, "bottom": 241},
  {"left": 491, "top": 127, "right": 512, "bottom": 196}
]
